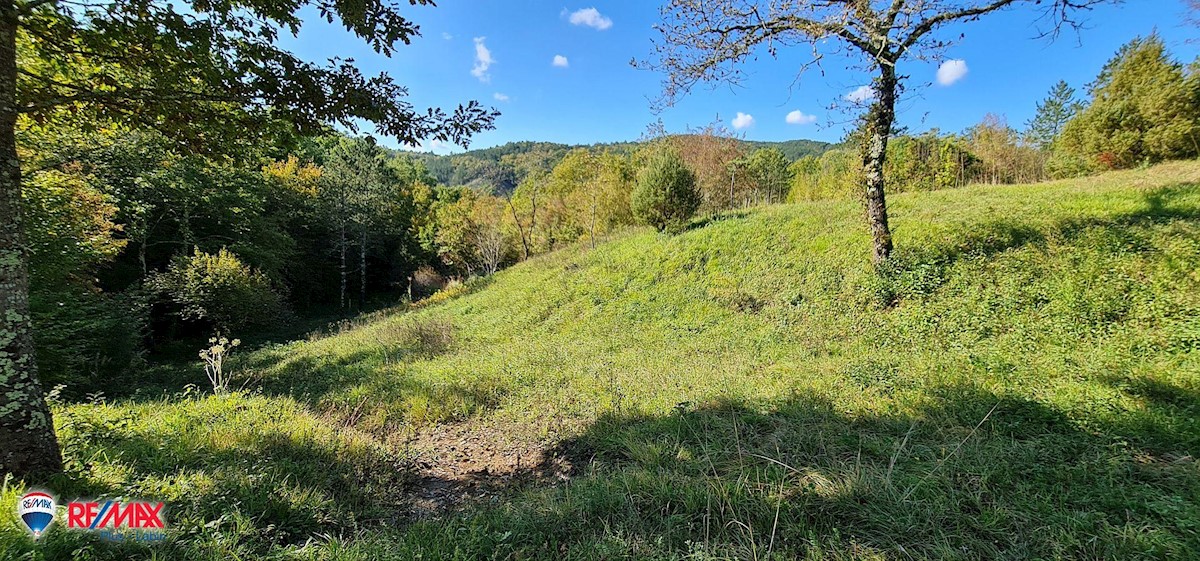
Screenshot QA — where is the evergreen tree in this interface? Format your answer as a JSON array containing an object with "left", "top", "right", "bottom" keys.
[
  {"left": 1024, "top": 81, "right": 1083, "bottom": 150},
  {"left": 631, "top": 149, "right": 700, "bottom": 233},
  {"left": 322, "top": 137, "right": 406, "bottom": 310},
  {"left": 1059, "top": 35, "right": 1200, "bottom": 170}
]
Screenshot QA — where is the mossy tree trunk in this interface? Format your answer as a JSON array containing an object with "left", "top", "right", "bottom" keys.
[
  {"left": 861, "top": 67, "right": 897, "bottom": 264},
  {"left": 0, "top": 1, "right": 63, "bottom": 478}
]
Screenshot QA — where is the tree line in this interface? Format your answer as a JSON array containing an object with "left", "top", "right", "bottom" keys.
[
  {"left": 792, "top": 35, "right": 1199, "bottom": 201},
  {"left": 23, "top": 118, "right": 808, "bottom": 400}
]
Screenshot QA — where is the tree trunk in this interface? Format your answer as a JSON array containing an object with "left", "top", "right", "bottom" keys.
[
  {"left": 861, "top": 67, "right": 897, "bottom": 264},
  {"left": 506, "top": 199, "right": 530, "bottom": 260},
  {"left": 506, "top": 187, "right": 537, "bottom": 261},
  {"left": 729, "top": 169, "right": 735, "bottom": 208},
  {"left": 527, "top": 189, "right": 537, "bottom": 257},
  {"left": 359, "top": 227, "right": 367, "bottom": 310},
  {"left": 0, "top": 3, "right": 64, "bottom": 478},
  {"left": 339, "top": 218, "right": 346, "bottom": 310}
]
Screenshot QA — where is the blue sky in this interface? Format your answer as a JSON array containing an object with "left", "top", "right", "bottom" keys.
[{"left": 279, "top": 1, "right": 1200, "bottom": 153}]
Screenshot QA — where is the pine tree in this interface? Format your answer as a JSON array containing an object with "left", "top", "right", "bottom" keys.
[
  {"left": 631, "top": 148, "right": 700, "bottom": 233},
  {"left": 1059, "top": 35, "right": 1200, "bottom": 170},
  {"left": 1024, "top": 81, "right": 1083, "bottom": 150}
]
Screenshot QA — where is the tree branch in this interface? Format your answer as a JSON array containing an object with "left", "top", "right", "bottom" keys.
[{"left": 900, "top": 0, "right": 1021, "bottom": 52}]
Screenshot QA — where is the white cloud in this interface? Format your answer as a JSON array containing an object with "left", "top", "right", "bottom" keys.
[
  {"left": 845, "top": 85, "right": 876, "bottom": 103},
  {"left": 731, "top": 112, "right": 755, "bottom": 130},
  {"left": 568, "top": 7, "right": 612, "bottom": 30},
  {"left": 471, "top": 37, "right": 494, "bottom": 82},
  {"left": 401, "top": 139, "right": 455, "bottom": 155},
  {"left": 552, "top": 54, "right": 569, "bottom": 68},
  {"left": 493, "top": 92, "right": 510, "bottom": 102},
  {"left": 936, "top": 59, "right": 969, "bottom": 86},
  {"left": 442, "top": 32, "right": 453, "bottom": 40},
  {"left": 786, "top": 110, "right": 818, "bottom": 125}
]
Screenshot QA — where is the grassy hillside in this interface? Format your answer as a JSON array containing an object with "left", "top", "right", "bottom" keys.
[{"left": 5, "top": 161, "right": 1200, "bottom": 560}]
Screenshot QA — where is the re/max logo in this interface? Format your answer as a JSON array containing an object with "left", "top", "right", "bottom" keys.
[
  {"left": 66, "top": 501, "right": 165, "bottom": 530},
  {"left": 20, "top": 496, "right": 53, "bottom": 510}
]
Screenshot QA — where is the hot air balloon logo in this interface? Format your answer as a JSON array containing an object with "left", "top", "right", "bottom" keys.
[{"left": 17, "top": 491, "right": 56, "bottom": 539}]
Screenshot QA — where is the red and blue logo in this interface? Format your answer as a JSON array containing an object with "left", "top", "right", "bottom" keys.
[
  {"left": 14, "top": 489, "right": 167, "bottom": 542},
  {"left": 67, "top": 500, "right": 165, "bottom": 531},
  {"left": 17, "top": 491, "right": 56, "bottom": 539}
]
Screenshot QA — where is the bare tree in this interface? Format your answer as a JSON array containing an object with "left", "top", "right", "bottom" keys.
[
  {"left": 671, "top": 121, "right": 745, "bottom": 213},
  {"left": 475, "top": 223, "right": 506, "bottom": 275},
  {"left": 641, "top": 0, "right": 1116, "bottom": 263},
  {"left": 507, "top": 176, "right": 541, "bottom": 260}
]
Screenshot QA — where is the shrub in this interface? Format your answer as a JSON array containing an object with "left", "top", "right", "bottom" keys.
[
  {"left": 31, "top": 286, "right": 147, "bottom": 394},
  {"left": 410, "top": 265, "right": 447, "bottom": 299},
  {"left": 151, "top": 248, "right": 287, "bottom": 332},
  {"left": 418, "top": 278, "right": 469, "bottom": 307},
  {"left": 631, "top": 149, "right": 701, "bottom": 232}
]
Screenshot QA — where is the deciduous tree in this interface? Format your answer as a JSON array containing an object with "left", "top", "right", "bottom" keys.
[
  {"left": 669, "top": 123, "right": 744, "bottom": 212},
  {"left": 1, "top": 0, "right": 495, "bottom": 478},
  {"left": 746, "top": 147, "right": 792, "bottom": 205},
  {"left": 641, "top": 0, "right": 1113, "bottom": 263}
]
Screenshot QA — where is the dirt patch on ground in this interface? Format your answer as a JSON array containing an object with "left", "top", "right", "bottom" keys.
[{"left": 400, "top": 421, "right": 582, "bottom": 518}]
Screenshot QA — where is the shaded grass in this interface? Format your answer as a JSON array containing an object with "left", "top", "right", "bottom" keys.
[
  {"left": 333, "top": 387, "right": 1198, "bottom": 560},
  {"left": 2, "top": 393, "right": 410, "bottom": 560},
  {"left": 5, "top": 161, "right": 1200, "bottom": 559}
]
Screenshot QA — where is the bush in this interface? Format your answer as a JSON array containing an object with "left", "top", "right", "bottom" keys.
[
  {"left": 150, "top": 248, "right": 287, "bottom": 332},
  {"left": 631, "top": 149, "right": 701, "bottom": 232},
  {"left": 31, "top": 286, "right": 147, "bottom": 394},
  {"left": 379, "top": 316, "right": 454, "bottom": 356},
  {"left": 787, "top": 148, "right": 862, "bottom": 201},
  {"left": 410, "top": 265, "right": 448, "bottom": 299}
]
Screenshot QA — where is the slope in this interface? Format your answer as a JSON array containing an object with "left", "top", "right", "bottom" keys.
[{"left": 4, "top": 161, "right": 1200, "bottom": 560}]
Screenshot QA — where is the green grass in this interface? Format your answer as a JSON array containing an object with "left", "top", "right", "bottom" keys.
[{"left": 5, "top": 161, "right": 1200, "bottom": 559}]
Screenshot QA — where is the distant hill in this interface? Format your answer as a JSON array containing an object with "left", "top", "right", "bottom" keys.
[
  {"left": 397, "top": 137, "right": 834, "bottom": 194},
  {"left": 740, "top": 139, "right": 834, "bottom": 160}
]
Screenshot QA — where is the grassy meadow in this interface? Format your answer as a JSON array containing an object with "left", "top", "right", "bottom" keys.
[{"left": 4, "top": 161, "right": 1200, "bottom": 559}]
